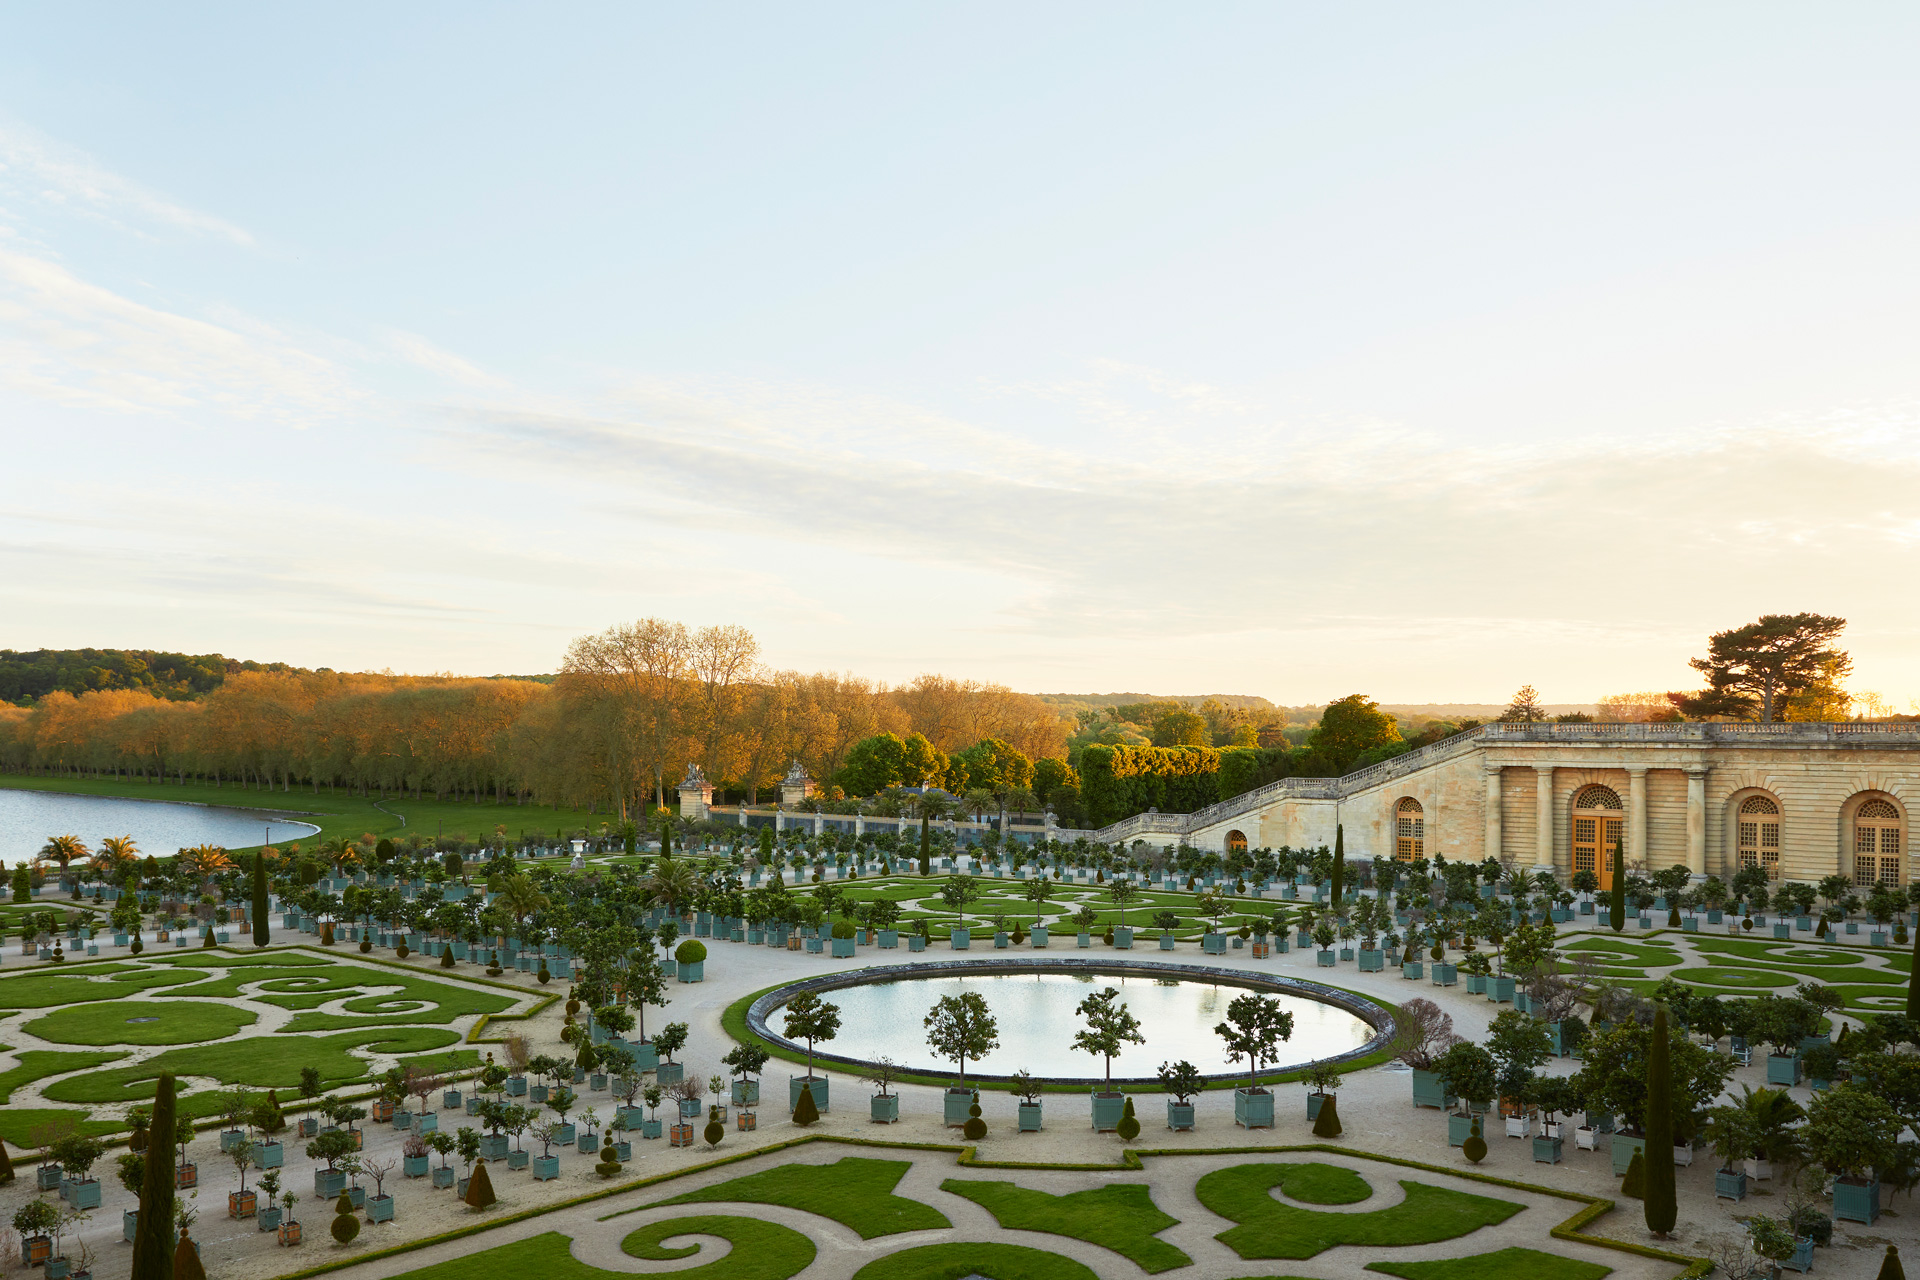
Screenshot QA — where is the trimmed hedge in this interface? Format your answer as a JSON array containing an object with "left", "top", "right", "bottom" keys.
[{"left": 1080, "top": 745, "right": 1296, "bottom": 827}]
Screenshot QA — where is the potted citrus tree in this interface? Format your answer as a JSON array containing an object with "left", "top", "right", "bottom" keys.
[
  {"left": 1215, "top": 992, "right": 1292, "bottom": 1129},
  {"left": 926, "top": 992, "right": 999, "bottom": 1125},
  {"left": 1158, "top": 1059, "right": 1201, "bottom": 1131},
  {"left": 1075, "top": 986, "right": 1144, "bottom": 1130},
  {"left": 864, "top": 1054, "right": 903, "bottom": 1124},
  {"left": 1010, "top": 1069, "right": 1044, "bottom": 1132}
]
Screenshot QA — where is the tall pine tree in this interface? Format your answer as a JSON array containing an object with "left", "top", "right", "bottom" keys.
[
  {"left": 1642, "top": 1006, "right": 1677, "bottom": 1235},
  {"left": 131, "top": 1073, "right": 177, "bottom": 1280},
  {"left": 251, "top": 854, "right": 271, "bottom": 948}
]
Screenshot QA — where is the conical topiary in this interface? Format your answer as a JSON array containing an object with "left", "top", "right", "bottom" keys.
[
  {"left": 441, "top": 945, "right": 455, "bottom": 969},
  {"left": 1116, "top": 1095, "right": 1140, "bottom": 1142},
  {"left": 963, "top": 1092, "right": 988, "bottom": 1141},
  {"left": 331, "top": 1190, "right": 360, "bottom": 1243},
  {"left": 1878, "top": 1244, "right": 1906, "bottom": 1280},
  {"left": 464, "top": 1158, "right": 496, "bottom": 1208},
  {"left": 1620, "top": 1149, "right": 1645, "bottom": 1199},
  {"left": 1312, "top": 1094, "right": 1342, "bottom": 1139},
  {"left": 202, "top": 929, "right": 216, "bottom": 948},
  {"left": 0, "top": 1138, "right": 13, "bottom": 1185},
  {"left": 174, "top": 1226, "right": 208, "bottom": 1280},
  {"left": 792, "top": 1085, "right": 820, "bottom": 1127},
  {"left": 1667, "top": 907, "right": 1681, "bottom": 928},
  {"left": 1461, "top": 1115, "right": 1487, "bottom": 1164}
]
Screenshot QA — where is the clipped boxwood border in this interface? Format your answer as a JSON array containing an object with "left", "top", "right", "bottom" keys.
[
  {"left": 260, "top": 1134, "right": 1708, "bottom": 1280},
  {"left": 720, "top": 971, "right": 1401, "bottom": 1093}
]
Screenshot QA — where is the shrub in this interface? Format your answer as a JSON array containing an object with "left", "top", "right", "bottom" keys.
[
  {"left": 831, "top": 919, "right": 855, "bottom": 940},
  {"left": 1115, "top": 1096, "right": 1140, "bottom": 1142},
  {"left": 1461, "top": 1116, "right": 1486, "bottom": 1164},
  {"left": 792, "top": 1087, "right": 820, "bottom": 1127},
  {"left": 703, "top": 1106, "right": 724, "bottom": 1149},
  {"left": 464, "top": 1159, "right": 495, "bottom": 1208},
  {"left": 963, "top": 1093, "right": 987, "bottom": 1141},
  {"left": 330, "top": 1191, "right": 360, "bottom": 1244},
  {"left": 1620, "top": 1149, "right": 1645, "bottom": 1199},
  {"left": 676, "top": 939, "right": 708, "bottom": 964},
  {"left": 1311, "top": 1095, "right": 1342, "bottom": 1139}
]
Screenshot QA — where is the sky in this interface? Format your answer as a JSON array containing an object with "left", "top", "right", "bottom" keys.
[{"left": 2, "top": 4, "right": 1918, "bottom": 706}]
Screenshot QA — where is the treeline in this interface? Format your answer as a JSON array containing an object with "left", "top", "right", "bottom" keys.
[
  {"left": 0, "top": 648, "right": 306, "bottom": 704},
  {"left": 0, "top": 618, "right": 1072, "bottom": 819}
]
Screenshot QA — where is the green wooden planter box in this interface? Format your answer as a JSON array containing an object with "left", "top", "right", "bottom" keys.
[
  {"left": 1447, "top": 1112, "right": 1474, "bottom": 1146},
  {"left": 1402, "top": 960, "right": 1424, "bottom": 980},
  {"left": 789, "top": 1076, "right": 829, "bottom": 1113},
  {"left": 1611, "top": 1133, "right": 1646, "bottom": 1177},
  {"left": 870, "top": 1094, "right": 899, "bottom": 1123},
  {"left": 1432, "top": 963, "right": 1457, "bottom": 986},
  {"left": 1532, "top": 1135, "right": 1563, "bottom": 1163},
  {"left": 1091, "top": 1091, "right": 1126, "bottom": 1132},
  {"left": 1166, "top": 1101, "right": 1194, "bottom": 1131},
  {"left": 1018, "top": 1102, "right": 1043, "bottom": 1131},
  {"left": 1411, "top": 1069, "right": 1452, "bottom": 1110},
  {"left": 1833, "top": 1176, "right": 1880, "bottom": 1224},
  {"left": 1233, "top": 1088, "right": 1274, "bottom": 1129}
]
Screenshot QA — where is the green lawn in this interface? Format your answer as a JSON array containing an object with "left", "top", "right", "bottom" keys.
[
  {"left": 0, "top": 1107, "right": 123, "bottom": 1148},
  {"left": 851, "top": 1243, "right": 1101, "bottom": 1280},
  {"left": 621, "top": 1215, "right": 817, "bottom": 1280},
  {"left": 1665, "top": 967, "right": 1795, "bottom": 990},
  {"left": 273, "top": 970, "right": 515, "bottom": 1031},
  {"left": 0, "top": 1049, "right": 127, "bottom": 1103},
  {"left": 1691, "top": 936, "right": 1906, "bottom": 970},
  {"left": 1366, "top": 1246, "right": 1611, "bottom": 1280},
  {"left": 941, "top": 1179, "right": 1189, "bottom": 1273},
  {"left": 25, "top": 999, "right": 256, "bottom": 1046},
  {"left": 1559, "top": 940, "right": 1683, "bottom": 968},
  {"left": 648, "top": 1157, "right": 951, "bottom": 1238},
  {"left": 384, "top": 1222, "right": 815, "bottom": 1280},
  {"left": 1196, "top": 1164, "right": 1523, "bottom": 1260},
  {"left": 0, "top": 966, "right": 208, "bottom": 1008},
  {"left": 42, "top": 1026, "right": 470, "bottom": 1113}
]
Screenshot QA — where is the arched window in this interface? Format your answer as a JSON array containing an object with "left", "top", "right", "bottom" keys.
[
  {"left": 1572, "top": 785, "right": 1623, "bottom": 890},
  {"left": 1737, "top": 794, "right": 1782, "bottom": 881},
  {"left": 1853, "top": 798, "right": 1905, "bottom": 888},
  {"left": 1395, "top": 798, "right": 1423, "bottom": 861}
]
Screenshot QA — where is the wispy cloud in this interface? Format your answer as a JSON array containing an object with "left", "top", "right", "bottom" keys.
[
  {"left": 385, "top": 330, "right": 511, "bottom": 390},
  {"left": 0, "top": 249, "right": 353, "bottom": 422},
  {"left": 0, "top": 120, "right": 254, "bottom": 246}
]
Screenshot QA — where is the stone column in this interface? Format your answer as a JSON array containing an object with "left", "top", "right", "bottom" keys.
[
  {"left": 1626, "top": 766, "right": 1648, "bottom": 872},
  {"left": 1686, "top": 767, "right": 1708, "bottom": 875},
  {"left": 1483, "top": 765, "right": 1503, "bottom": 863},
  {"left": 1533, "top": 765, "right": 1555, "bottom": 874}
]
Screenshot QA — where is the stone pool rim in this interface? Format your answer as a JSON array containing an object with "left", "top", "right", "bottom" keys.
[{"left": 744, "top": 957, "right": 1397, "bottom": 1088}]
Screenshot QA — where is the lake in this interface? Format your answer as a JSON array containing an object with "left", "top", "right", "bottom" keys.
[{"left": 0, "top": 789, "right": 320, "bottom": 862}]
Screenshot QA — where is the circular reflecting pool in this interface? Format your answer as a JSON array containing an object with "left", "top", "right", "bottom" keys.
[{"left": 805, "top": 968, "right": 1377, "bottom": 1081}]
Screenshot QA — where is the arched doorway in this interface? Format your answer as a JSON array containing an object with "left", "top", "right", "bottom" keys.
[
  {"left": 1737, "top": 794, "right": 1782, "bottom": 881},
  {"left": 1572, "top": 785, "right": 1624, "bottom": 890},
  {"left": 1225, "top": 830, "right": 1248, "bottom": 854},
  {"left": 1852, "top": 797, "right": 1905, "bottom": 887},
  {"left": 1394, "top": 798, "right": 1423, "bottom": 861}
]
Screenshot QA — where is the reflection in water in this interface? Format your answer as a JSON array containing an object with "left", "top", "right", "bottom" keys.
[{"left": 823, "top": 970, "right": 1372, "bottom": 1079}]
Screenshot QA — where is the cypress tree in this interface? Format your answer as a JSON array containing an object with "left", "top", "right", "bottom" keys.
[
  {"left": 661, "top": 818, "right": 673, "bottom": 860},
  {"left": 1878, "top": 1245, "right": 1906, "bottom": 1280},
  {"left": 1330, "top": 826, "right": 1345, "bottom": 905},
  {"left": 1311, "top": 1094, "right": 1342, "bottom": 1139},
  {"left": 919, "top": 814, "right": 931, "bottom": 876},
  {"left": 251, "top": 854, "right": 271, "bottom": 947},
  {"left": 1643, "top": 1004, "right": 1677, "bottom": 1234},
  {"left": 1907, "top": 924, "right": 1920, "bottom": 1021},
  {"left": 1609, "top": 843, "right": 1627, "bottom": 933},
  {"left": 131, "top": 1073, "right": 177, "bottom": 1280}
]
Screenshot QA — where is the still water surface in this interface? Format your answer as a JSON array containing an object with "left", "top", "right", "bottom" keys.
[
  {"left": 817, "top": 969, "right": 1373, "bottom": 1080},
  {"left": 0, "top": 789, "right": 319, "bottom": 861}
]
